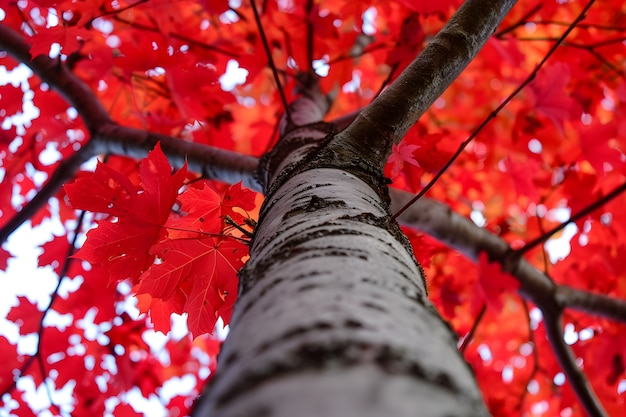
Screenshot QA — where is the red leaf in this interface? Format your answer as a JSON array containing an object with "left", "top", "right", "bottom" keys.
[
  {"left": 0, "top": 85, "right": 24, "bottom": 116},
  {"left": 167, "top": 181, "right": 256, "bottom": 239},
  {"left": 7, "top": 296, "right": 42, "bottom": 335},
  {"left": 0, "top": 246, "right": 11, "bottom": 270},
  {"left": 528, "top": 62, "right": 583, "bottom": 132},
  {"left": 65, "top": 143, "right": 187, "bottom": 283},
  {"left": 38, "top": 235, "right": 68, "bottom": 274},
  {"left": 29, "top": 25, "right": 92, "bottom": 58},
  {"left": 502, "top": 157, "right": 540, "bottom": 200},
  {"left": 388, "top": 141, "right": 420, "bottom": 178},
  {"left": 476, "top": 252, "right": 520, "bottom": 312},
  {"left": 0, "top": 335, "right": 24, "bottom": 394},
  {"left": 309, "top": 5, "right": 339, "bottom": 40},
  {"left": 578, "top": 122, "right": 622, "bottom": 175},
  {"left": 138, "top": 237, "right": 245, "bottom": 337},
  {"left": 202, "top": 0, "right": 229, "bottom": 15}
]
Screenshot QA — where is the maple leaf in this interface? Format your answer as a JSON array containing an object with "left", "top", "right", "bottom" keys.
[
  {"left": 137, "top": 237, "right": 245, "bottom": 337},
  {"left": 476, "top": 252, "right": 520, "bottom": 312},
  {"left": 65, "top": 143, "right": 187, "bottom": 283},
  {"left": 0, "top": 335, "right": 24, "bottom": 394},
  {"left": 578, "top": 121, "right": 622, "bottom": 175},
  {"left": 29, "top": 25, "right": 92, "bottom": 58},
  {"left": 38, "top": 235, "right": 68, "bottom": 274},
  {"left": 502, "top": 156, "right": 540, "bottom": 200},
  {"left": 202, "top": 0, "right": 230, "bottom": 15},
  {"left": 6, "top": 296, "right": 42, "bottom": 335},
  {"left": 167, "top": 181, "right": 256, "bottom": 239},
  {"left": 308, "top": 4, "right": 339, "bottom": 40},
  {"left": 528, "top": 62, "right": 583, "bottom": 133},
  {"left": 0, "top": 85, "right": 24, "bottom": 116},
  {"left": 386, "top": 14, "right": 425, "bottom": 70},
  {"left": 388, "top": 141, "right": 420, "bottom": 178}
]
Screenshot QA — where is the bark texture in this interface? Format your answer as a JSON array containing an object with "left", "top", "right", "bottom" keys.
[
  {"left": 193, "top": 165, "right": 490, "bottom": 417},
  {"left": 193, "top": 85, "right": 490, "bottom": 414},
  {"left": 193, "top": 1, "right": 519, "bottom": 415}
]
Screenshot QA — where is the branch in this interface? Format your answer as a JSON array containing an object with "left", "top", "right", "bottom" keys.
[
  {"left": 542, "top": 310, "right": 608, "bottom": 417},
  {"left": 339, "top": 0, "right": 517, "bottom": 158},
  {"left": 91, "top": 125, "right": 260, "bottom": 191},
  {"left": 390, "top": 187, "right": 614, "bottom": 417},
  {"left": 0, "top": 23, "right": 261, "bottom": 244},
  {"left": 0, "top": 24, "right": 112, "bottom": 130},
  {"left": 389, "top": 187, "right": 554, "bottom": 300},
  {"left": 555, "top": 286, "right": 626, "bottom": 323},
  {"left": 0, "top": 142, "right": 98, "bottom": 244}
]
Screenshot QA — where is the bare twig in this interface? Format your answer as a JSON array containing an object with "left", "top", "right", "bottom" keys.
[
  {"left": 517, "top": 180, "right": 626, "bottom": 255},
  {"left": 248, "top": 0, "right": 293, "bottom": 124}
]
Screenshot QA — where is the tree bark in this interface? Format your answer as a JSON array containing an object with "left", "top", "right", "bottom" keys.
[
  {"left": 193, "top": 1, "right": 517, "bottom": 415},
  {"left": 193, "top": 110, "right": 490, "bottom": 417}
]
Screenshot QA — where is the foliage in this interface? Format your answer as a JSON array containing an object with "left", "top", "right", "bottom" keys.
[{"left": 1, "top": 0, "right": 626, "bottom": 416}]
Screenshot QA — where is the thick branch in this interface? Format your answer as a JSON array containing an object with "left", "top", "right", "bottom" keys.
[
  {"left": 390, "top": 187, "right": 626, "bottom": 324},
  {"left": 340, "top": 0, "right": 517, "bottom": 161},
  {"left": 0, "top": 23, "right": 260, "bottom": 244},
  {"left": 92, "top": 125, "right": 260, "bottom": 191},
  {"left": 389, "top": 188, "right": 555, "bottom": 304},
  {"left": 0, "top": 23, "right": 112, "bottom": 130},
  {"left": 555, "top": 286, "right": 626, "bottom": 323}
]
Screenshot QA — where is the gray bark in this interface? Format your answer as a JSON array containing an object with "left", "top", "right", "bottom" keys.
[
  {"left": 193, "top": 139, "right": 490, "bottom": 417},
  {"left": 193, "top": 1, "right": 517, "bottom": 415}
]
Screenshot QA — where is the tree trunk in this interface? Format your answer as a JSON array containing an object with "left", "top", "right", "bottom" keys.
[
  {"left": 192, "top": 1, "right": 519, "bottom": 414},
  {"left": 192, "top": 81, "right": 490, "bottom": 416}
]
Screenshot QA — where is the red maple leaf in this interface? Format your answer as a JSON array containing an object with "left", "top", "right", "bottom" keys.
[
  {"left": 502, "top": 156, "right": 540, "bottom": 200},
  {"left": 0, "top": 85, "right": 24, "bottom": 116},
  {"left": 528, "top": 62, "right": 583, "bottom": 133},
  {"left": 476, "top": 251, "right": 520, "bottom": 312},
  {"left": 38, "top": 235, "right": 68, "bottom": 274},
  {"left": 137, "top": 237, "right": 245, "bottom": 338},
  {"left": 0, "top": 335, "right": 24, "bottom": 394},
  {"left": 167, "top": 181, "right": 256, "bottom": 239},
  {"left": 65, "top": 143, "right": 187, "bottom": 283},
  {"left": 6, "top": 296, "right": 42, "bottom": 335},
  {"left": 388, "top": 141, "right": 420, "bottom": 178},
  {"left": 0, "top": 246, "right": 11, "bottom": 270},
  {"left": 29, "top": 25, "right": 92, "bottom": 58}
]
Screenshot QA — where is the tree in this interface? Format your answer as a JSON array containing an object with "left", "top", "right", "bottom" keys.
[{"left": 1, "top": 0, "right": 625, "bottom": 416}]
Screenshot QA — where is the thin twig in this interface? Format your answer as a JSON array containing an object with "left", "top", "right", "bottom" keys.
[
  {"left": 516, "top": 180, "right": 626, "bottom": 255},
  {"left": 458, "top": 303, "right": 486, "bottom": 353},
  {"left": 248, "top": 0, "right": 293, "bottom": 124},
  {"left": 495, "top": 3, "right": 543, "bottom": 37}
]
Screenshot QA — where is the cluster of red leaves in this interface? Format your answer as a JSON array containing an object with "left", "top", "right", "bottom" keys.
[
  {"left": 2, "top": 0, "right": 626, "bottom": 416},
  {"left": 65, "top": 144, "right": 255, "bottom": 338}
]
